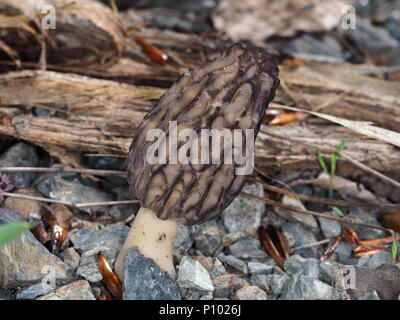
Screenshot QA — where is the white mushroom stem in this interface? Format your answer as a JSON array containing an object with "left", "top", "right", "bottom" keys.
[{"left": 114, "top": 207, "right": 178, "bottom": 281}]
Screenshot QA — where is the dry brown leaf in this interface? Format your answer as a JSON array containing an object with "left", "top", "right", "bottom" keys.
[{"left": 212, "top": 0, "right": 347, "bottom": 43}]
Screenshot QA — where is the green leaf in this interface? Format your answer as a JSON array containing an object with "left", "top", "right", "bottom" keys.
[
  {"left": 392, "top": 240, "right": 399, "bottom": 265},
  {"left": 337, "top": 139, "right": 348, "bottom": 152},
  {"left": 331, "top": 206, "right": 345, "bottom": 218},
  {"left": 0, "top": 222, "right": 34, "bottom": 249},
  {"left": 317, "top": 149, "right": 329, "bottom": 173},
  {"left": 330, "top": 153, "right": 337, "bottom": 176}
]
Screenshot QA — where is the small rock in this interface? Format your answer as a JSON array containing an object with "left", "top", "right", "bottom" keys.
[
  {"left": 0, "top": 288, "right": 12, "bottom": 300},
  {"left": 0, "top": 142, "right": 39, "bottom": 188},
  {"left": 0, "top": 209, "right": 76, "bottom": 288},
  {"left": 69, "top": 224, "right": 129, "bottom": 252},
  {"left": 218, "top": 254, "right": 247, "bottom": 274},
  {"left": 38, "top": 280, "right": 95, "bottom": 300},
  {"left": 4, "top": 187, "right": 43, "bottom": 220},
  {"left": 76, "top": 247, "right": 116, "bottom": 282},
  {"left": 358, "top": 290, "right": 380, "bottom": 300},
  {"left": 60, "top": 247, "right": 80, "bottom": 271},
  {"left": 124, "top": 247, "right": 181, "bottom": 300},
  {"left": 275, "top": 195, "right": 319, "bottom": 233},
  {"left": 319, "top": 259, "right": 342, "bottom": 284},
  {"left": 247, "top": 261, "right": 274, "bottom": 275},
  {"left": 385, "top": 16, "right": 400, "bottom": 41},
  {"left": 318, "top": 211, "right": 342, "bottom": 238},
  {"left": 228, "top": 237, "right": 269, "bottom": 260},
  {"left": 180, "top": 288, "right": 202, "bottom": 300},
  {"left": 222, "top": 183, "right": 265, "bottom": 236},
  {"left": 250, "top": 274, "right": 268, "bottom": 291},
  {"left": 283, "top": 255, "right": 319, "bottom": 279},
  {"left": 210, "top": 259, "right": 226, "bottom": 278},
  {"left": 335, "top": 242, "right": 358, "bottom": 265},
  {"left": 16, "top": 282, "right": 54, "bottom": 300},
  {"left": 280, "top": 275, "right": 333, "bottom": 300},
  {"left": 231, "top": 276, "right": 250, "bottom": 292},
  {"left": 194, "top": 226, "right": 224, "bottom": 256},
  {"left": 213, "top": 274, "right": 234, "bottom": 298},
  {"left": 200, "top": 293, "right": 213, "bottom": 300},
  {"left": 234, "top": 285, "right": 267, "bottom": 300},
  {"left": 346, "top": 209, "right": 385, "bottom": 240},
  {"left": 174, "top": 224, "right": 193, "bottom": 259},
  {"left": 284, "top": 34, "right": 348, "bottom": 63},
  {"left": 177, "top": 256, "right": 214, "bottom": 292},
  {"left": 34, "top": 168, "right": 114, "bottom": 212},
  {"left": 281, "top": 222, "right": 320, "bottom": 258},
  {"left": 222, "top": 232, "right": 247, "bottom": 247},
  {"left": 265, "top": 274, "right": 289, "bottom": 295},
  {"left": 342, "top": 19, "right": 398, "bottom": 56},
  {"left": 357, "top": 251, "right": 393, "bottom": 268}
]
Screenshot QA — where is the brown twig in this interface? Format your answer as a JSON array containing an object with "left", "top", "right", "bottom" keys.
[
  {"left": 3, "top": 192, "right": 139, "bottom": 209},
  {"left": 291, "top": 238, "right": 333, "bottom": 253},
  {"left": 0, "top": 167, "right": 127, "bottom": 177},
  {"left": 239, "top": 192, "right": 394, "bottom": 236},
  {"left": 250, "top": 176, "right": 400, "bottom": 210}
]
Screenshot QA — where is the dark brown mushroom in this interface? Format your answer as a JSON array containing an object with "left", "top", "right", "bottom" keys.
[{"left": 114, "top": 41, "right": 280, "bottom": 280}]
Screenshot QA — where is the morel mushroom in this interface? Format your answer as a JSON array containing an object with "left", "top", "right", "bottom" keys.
[{"left": 114, "top": 42, "right": 280, "bottom": 280}]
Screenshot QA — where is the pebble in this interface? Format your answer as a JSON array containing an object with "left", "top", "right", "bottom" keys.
[
  {"left": 213, "top": 274, "right": 234, "bottom": 298},
  {"left": 60, "top": 247, "right": 80, "bottom": 271},
  {"left": 174, "top": 224, "right": 193, "bottom": 259},
  {"left": 247, "top": 261, "right": 274, "bottom": 275},
  {"left": 0, "top": 288, "right": 11, "bottom": 300},
  {"left": 222, "top": 183, "right": 265, "bottom": 236},
  {"left": 358, "top": 290, "right": 380, "bottom": 300},
  {"left": 4, "top": 187, "right": 43, "bottom": 220},
  {"left": 0, "top": 142, "right": 39, "bottom": 188},
  {"left": 222, "top": 232, "right": 247, "bottom": 247},
  {"left": 194, "top": 225, "right": 224, "bottom": 256},
  {"left": 37, "top": 280, "right": 95, "bottom": 300},
  {"left": 177, "top": 256, "right": 214, "bottom": 292},
  {"left": 234, "top": 285, "right": 267, "bottom": 300},
  {"left": 265, "top": 274, "right": 289, "bottom": 295},
  {"left": 384, "top": 16, "right": 400, "bottom": 41},
  {"left": 284, "top": 34, "right": 347, "bottom": 63},
  {"left": 69, "top": 224, "right": 129, "bottom": 252},
  {"left": 34, "top": 168, "right": 114, "bottom": 211},
  {"left": 318, "top": 211, "right": 342, "bottom": 238},
  {"left": 281, "top": 222, "right": 320, "bottom": 259},
  {"left": 283, "top": 254, "right": 320, "bottom": 279},
  {"left": 16, "top": 282, "right": 54, "bottom": 300},
  {"left": 210, "top": 259, "right": 226, "bottom": 279},
  {"left": 76, "top": 247, "right": 116, "bottom": 282},
  {"left": 0, "top": 209, "right": 76, "bottom": 288},
  {"left": 228, "top": 237, "right": 269, "bottom": 260},
  {"left": 319, "top": 259, "right": 342, "bottom": 284},
  {"left": 342, "top": 19, "right": 398, "bottom": 56},
  {"left": 124, "top": 247, "right": 181, "bottom": 300},
  {"left": 218, "top": 254, "right": 247, "bottom": 274},
  {"left": 275, "top": 195, "right": 319, "bottom": 233},
  {"left": 280, "top": 275, "right": 333, "bottom": 300},
  {"left": 335, "top": 242, "right": 358, "bottom": 265},
  {"left": 346, "top": 209, "right": 386, "bottom": 240},
  {"left": 357, "top": 251, "right": 393, "bottom": 268}
]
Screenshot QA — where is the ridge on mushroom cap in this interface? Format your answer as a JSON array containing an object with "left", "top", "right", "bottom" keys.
[{"left": 127, "top": 41, "right": 280, "bottom": 226}]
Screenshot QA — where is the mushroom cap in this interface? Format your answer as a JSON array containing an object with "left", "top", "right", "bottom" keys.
[{"left": 127, "top": 41, "right": 280, "bottom": 226}]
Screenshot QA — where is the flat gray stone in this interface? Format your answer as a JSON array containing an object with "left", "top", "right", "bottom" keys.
[
  {"left": 218, "top": 254, "right": 247, "bottom": 274},
  {"left": 37, "top": 280, "right": 95, "bottom": 300},
  {"left": 69, "top": 224, "right": 129, "bottom": 252},
  {"left": 284, "top": 254, "right": 319, "bottom": 279},
  {"left": 16, "top": 282, "right": 54, "bottom": 300},
  {"left": 228, "top": 237, "right": 269, "bottom": 260},
  {"left": 124, "top": 247, "right": 181, "bottom": 300},
  {"left": 177, "top": 256, "right": 214, "bottom": 292},
  {"left": 222, "top": 183, "right": 265, "bottom": 236},
  {"left": 280, "top": 275, "right": 333, "bottom": 300},
  {"left": 0, "top": 209, "right": 76, "bottom": 288}
]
